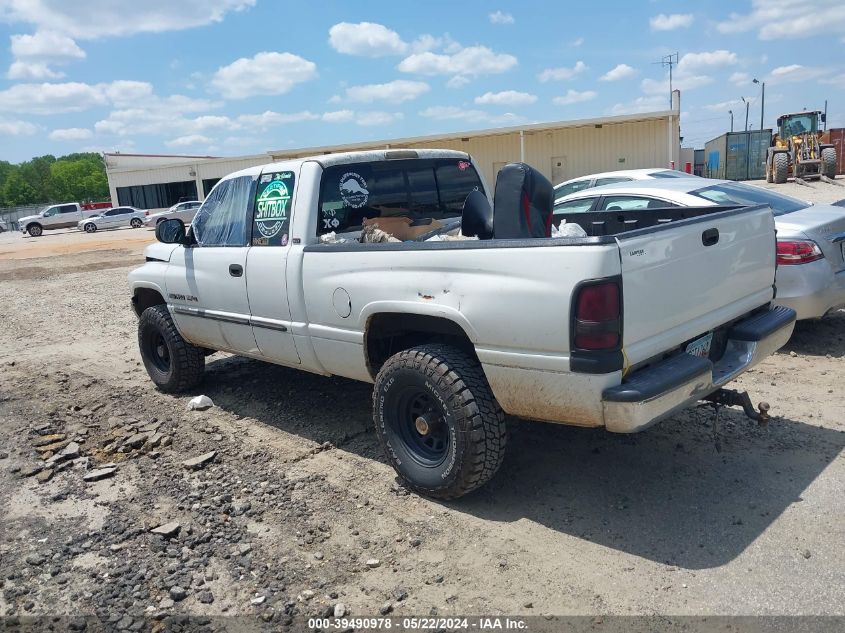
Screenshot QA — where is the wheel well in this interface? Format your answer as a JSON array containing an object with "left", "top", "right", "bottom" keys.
[
  {"left": 364, "top": 313, "right": 477, "bottom": 379},
  {"left": 25, "top": 221, "right": 41, "bottom": 228},
  {"left": 133, "top": 288, "right": 166, "bottom": 317}
]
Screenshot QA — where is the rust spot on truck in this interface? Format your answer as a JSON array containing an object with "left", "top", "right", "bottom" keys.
[{"left": 418, "top": 292, "right": 435, "bottom": 300}]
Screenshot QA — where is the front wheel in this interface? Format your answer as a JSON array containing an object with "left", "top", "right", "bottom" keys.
[
  {"left": 821, "top": 147, "right": 837, "bottom": 179},
  {"left": 138, "top": 305, "right": 205, "bottom": 392},
  {"left": 373, "top": 344, "right": 507, "bottom": 499},
  {"left": 130, "top": 218, "right": 143, "bottom": 228},
  {"left": 84, "top": 223, "right": 97, "bottom": 233},
  {"left": 27, "top": 223, "right": 43, "bottom": 237},
  {"left": 773, "top": 152, "right": 789, "bottom": 184}
]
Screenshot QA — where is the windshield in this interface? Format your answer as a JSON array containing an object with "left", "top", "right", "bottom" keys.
[
  {"left": 650, "top": 170, "right": 688, "bottom": 178},
  {"left": 690, "top": 183, "right": 809, "bottom": 216},
  {"left": 781, "top": 114, "right": 818, "bottom": 136}
]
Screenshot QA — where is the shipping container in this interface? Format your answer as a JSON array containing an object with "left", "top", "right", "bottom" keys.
[
  {"left": 704, "top": 129, "right": 772, "bottom": 180},
  {"left": 828, "top": 128, "right": 845, "bottom": 175}
]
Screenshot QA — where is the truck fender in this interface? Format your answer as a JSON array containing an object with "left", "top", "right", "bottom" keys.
[{"left": 359, "top": 300, "right": 480, "bottom": 343}]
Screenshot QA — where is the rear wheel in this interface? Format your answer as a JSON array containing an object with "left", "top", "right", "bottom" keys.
[
  {"left": 373, "top": 344, "right": 507, "bottom": 499},
  {"left": 130, "top": 218, "right": 143, "bottom": 228},
  {"left": 773, "top": 152, "right": 789, "bottom": 184},
  {"left": 26, "top": 223, "right": 42, "bottom": 237},
  {"left": 822, "top": 147, "right": 837, "bottom": 179},
  {"left": 138, "top": 305, "right": 204, "bottom": 393},
  {"left": 765, "top": 158, "right": 774, "bottom": 183},
  {"left": 84, "top": 223, "right": 97, "bottom": 233}
]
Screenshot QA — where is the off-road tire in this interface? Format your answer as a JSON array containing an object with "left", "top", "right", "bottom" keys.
[
  {"left": 773, "top": 152, "right": 789, "bottom": 184},
  {"left": 373, "top": 344, "right": 507, "bottom": 499},
  {"left": 26, "top": 223, "right": 42, "bottom": 237},
  {"left": 766, "top": 159, "right": 774, "bottom": 183},
  {"left": 138, "top": 305, "right": 204, "bottom": 393},
  {"left": 822, "top": 147, "right": 837, "bottom": 180},
  {"left": 130, "top": 218, "right": 143, "bottom": 228}
]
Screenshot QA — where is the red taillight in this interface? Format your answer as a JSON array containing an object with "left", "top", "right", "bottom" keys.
[
  {"left": 574, "top": 281, "right": 621, "bottom": 350},
  {"left": 776, "top": 240, "right": 823, "bottom": 265}
]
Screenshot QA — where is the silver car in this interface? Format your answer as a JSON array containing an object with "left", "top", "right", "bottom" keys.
[
  {"left": 78, "top": 206, "right": 146, "bottom": 233},
  {"left": 553, "top": 168, "right": 699, "bottom": 200},
  {"left": 554, "top": 179, "right": 845, "bottom": 320},
  {"left": 144, "top": 200, "right": 202, "bottom": 227}
]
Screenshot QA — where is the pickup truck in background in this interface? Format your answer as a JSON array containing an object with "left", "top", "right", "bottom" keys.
[
  {"left": 18, "top": 202, "right": 103, "bottom": 237},
  {"left": 128, "top": 149, "right": 796, "bottom": 499}
]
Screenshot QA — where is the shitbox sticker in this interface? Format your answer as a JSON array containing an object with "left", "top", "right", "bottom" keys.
[{"left": 253, "top": 171, "right": 294, "bottom": 246}]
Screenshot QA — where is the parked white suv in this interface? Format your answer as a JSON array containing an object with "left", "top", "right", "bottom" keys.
[
  {"left": 129, "top": 150, "right": 794, "bottom": 498},
  {"left": 144, "top": 200, "right": 202, "bottom": 227}
]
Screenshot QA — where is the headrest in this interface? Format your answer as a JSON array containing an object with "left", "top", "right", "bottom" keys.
[
  {"left": 461, "top": 189, "right": 494, "bottom": 240},
  {"left": 492, "top": 163, "right": 554, "bottom": 239}
]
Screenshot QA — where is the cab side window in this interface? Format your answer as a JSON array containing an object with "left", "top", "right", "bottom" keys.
[
  {"left": 192, "top": 175, "right": 255, "bottom": 246},
  {"left": 60, "top": 205, "right": 78, "bottom": 214},
  {"left": 599, "top": 196, "right": 677, "bottom": 211},
  {"left": 554, "top": 197, "right": 597, "bottom": 214}
]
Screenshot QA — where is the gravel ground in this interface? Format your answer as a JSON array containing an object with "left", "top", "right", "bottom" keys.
[{"left": 0, "top": 209, "right": 843, "bottom": 627}]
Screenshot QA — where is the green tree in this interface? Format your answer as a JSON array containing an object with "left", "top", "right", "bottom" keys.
[
  {"left": 19, "top": 155, "right": 56, "bottom": 203},
  {"left": 49, "top": 159, "right": 109, "bottom": 202},
  {"left": 2, "top": 172, "right": 38, "bottom": 205}
]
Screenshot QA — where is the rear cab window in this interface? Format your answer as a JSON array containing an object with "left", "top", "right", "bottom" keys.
[{"left": 317, "top": 157, "right": 484, "bottom": 241}]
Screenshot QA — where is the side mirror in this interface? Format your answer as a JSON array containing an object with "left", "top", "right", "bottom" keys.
[{"left": 155, "top": 218, "right": 187, "bottom": 244}]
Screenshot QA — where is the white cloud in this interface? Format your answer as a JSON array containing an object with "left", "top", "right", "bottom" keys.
[
  {"left": 488, "top": 10, "right": 514, "bottom": 25},
  {"left": 419, "top": 105, "right": 522, "bottom": 125},
  {"left": 446, "top": 75, "right": 471, "bottom": 89},
  {"left": 7, "top": 30, "right": 86, "bottom": 78},
  {"left": 570, "top": 37, "right": 584, "bottom": 47},
  {"left": 607, "top": 95, "right": 668, "bottom": 116},
  {"left": 474, "top": 90, "right": 537, "bottom": 106},
  {"left": 702, "top": 99, "right": 743, "bottom": 112},
  {"left": 677, "top": 50, "right": 737, "bottom": 73},
  {"left": 649, "top": 13, "right": 694, "bottom": 31},
  {"left": 355, "top": 111, "right": 403, "bottom": 126},
  {"left": 600, "top": 64, "right": 637, "bottom": 82},
  {"left": 553, "top": 90, "right": 597, "bottom": 106},
  {"left": 729, "top": 71, "right": 750, "bottom": 85},
  {"left": 342, "top": 80, "right": 429, "bottom": 103},
  {"left": 398, "top": 45, "right": 517, "bottom": 78},
  {"left": 48, "top": 127, "right": 93, "bottom": 141},
  {"left": 236, "top": 111, "right": 320, "bottom": 128},
  {"left": 0, "top": 117, "right": 38, "bottom": 135},
  {"left": 210, "top": 52, "right": 317, "bottom": 99},
  {"left": 328, "top": 22, "right": 408, "bottom": 57},
  {"left": 322, "top": 110, "right": 355, "bottom": 123},
  {"left": 766, "top": 64, "right": 827, "bottom": 84},
  {"left": 0, "top": 0, "right": 256, "bottom": 39},
  {"left": 641, "top": 74, "right": 712, "bottom": 94},
  {"left": 538, "top": 61, "right": 586, "bottom": 82},
  {"left": 821, "top": 73, "right": 845, "bottom": 88},
  {"left": 0, "top": 81, "right": 109, "bottom": 114},
  {"left": 166, "top": 134, "right": 212, "bottom": 148},
  {"left": 717, "top": 0, "right": 845, "bottom": 40}
]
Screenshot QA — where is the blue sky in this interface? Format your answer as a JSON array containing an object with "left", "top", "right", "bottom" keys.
[{"left": 0, "top": 0, "right": 843, "bottom": 163}]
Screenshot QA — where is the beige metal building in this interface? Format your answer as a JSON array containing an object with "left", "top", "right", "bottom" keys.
[{"left": 105, "top": 94, "right": 680, "bottom": 211}]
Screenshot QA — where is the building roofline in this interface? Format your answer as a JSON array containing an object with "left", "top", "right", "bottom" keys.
[
  {"left": 268, "top": 109, "right": 676, "bottom": 157},
  {"left": 103, "top": 152, "right": 221, "bottom": 159}
]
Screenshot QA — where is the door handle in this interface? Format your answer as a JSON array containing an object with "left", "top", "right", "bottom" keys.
[
  {"left": 702, "top": 228, "right": 719, "bottom": 247},
  {"left": 229, "top": 264, "right": 243, "bottom": 277}
]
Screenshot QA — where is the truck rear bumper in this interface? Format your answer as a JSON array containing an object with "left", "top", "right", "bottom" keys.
[{"left": 602, "top": 305, "right": 796, "bottom": 433}]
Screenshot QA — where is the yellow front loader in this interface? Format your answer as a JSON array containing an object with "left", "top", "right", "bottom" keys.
[{"left": 766, "top": 111, "right": 837, "bottom": 184}]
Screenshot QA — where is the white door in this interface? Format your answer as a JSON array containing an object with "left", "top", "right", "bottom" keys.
[
  {"left": 551, "top": 156, "right": 567, "bottom": 184},
  {"left": 165, "top": 175, "right": 259, "bottom": 354},
  {"left": 245, "top": 169, "right": 300, "bottom": 365}
]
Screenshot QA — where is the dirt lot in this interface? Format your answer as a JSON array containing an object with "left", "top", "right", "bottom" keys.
[{"left": 0, "top": 212, "right": 843, "bottom": 627}]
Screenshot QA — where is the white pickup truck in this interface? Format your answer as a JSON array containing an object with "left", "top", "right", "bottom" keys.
[
  {"left": 129, "top": 149, "right": 796, "bottom": 498},
  {"left": 19, "top": 202, "right": 101, "bottom": 237}
]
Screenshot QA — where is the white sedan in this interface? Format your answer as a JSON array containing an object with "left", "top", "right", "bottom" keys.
[
  {"left": 78, "top": 206, "right": 146, "bottom": 233},
  {"left": 144, "top": 200, "right": 202, "bottom": 227},
  {"left": 554, "top": 179, "right": 845, "bottom": 320},
  {"left": 553, "top": 168, "right": 698, "bottom": 200}
]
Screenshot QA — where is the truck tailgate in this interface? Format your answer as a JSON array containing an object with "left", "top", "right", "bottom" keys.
[{"left": 617, "top": 204, "right": 776, "bottom": 365}]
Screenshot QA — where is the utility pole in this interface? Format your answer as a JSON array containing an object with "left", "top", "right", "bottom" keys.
[
  {"left": 753, "top": 78, "right": 765, "bottom": 130},
  {"left": 729, "top": 109, "right": 734, "bottom": 132},
  {"left": 656, "top": 52, "right": 679, "bottom": 109},
  {"left": 741, "top": 97, "right": 749, "bottom": 132}
]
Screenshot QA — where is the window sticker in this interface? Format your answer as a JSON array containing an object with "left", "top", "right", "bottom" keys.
[
  {"left": 339, "top": 172, "right": 369, "bottom": 208},
  {"left": 457, "top": 160, "right": 471, "bottom": 171},
  {"left": 253, "top": 171, "right": 294, "bottom": 246}
]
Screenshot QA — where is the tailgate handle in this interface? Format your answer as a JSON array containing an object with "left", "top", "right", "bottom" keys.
[{"left": 702, "top": 228, "right": 719, "bottom": 247}]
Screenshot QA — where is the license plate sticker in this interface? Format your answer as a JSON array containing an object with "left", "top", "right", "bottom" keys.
[{"left": 685, "top": 332, "right": 713, "bottom": 359}]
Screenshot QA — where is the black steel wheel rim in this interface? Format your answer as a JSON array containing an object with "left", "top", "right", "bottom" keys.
[
  {"left": 391, "top": 386, "right": 449, "bottom": 467},
  {"left": 145, "top": 331, "right": 171, "bottom": 373}
]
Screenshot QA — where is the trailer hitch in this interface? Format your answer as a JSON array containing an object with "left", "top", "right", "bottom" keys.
[{"left": 702, "top": 388, "right": 770, "bottom": 426}]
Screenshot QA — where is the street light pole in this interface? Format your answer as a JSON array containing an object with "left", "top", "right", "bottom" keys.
[
  {"left": 729, "top": 109, "right": 734, "bottom": 132},
  {"left": 753, "top": 78, "right": 765, "bottom": 130},
  {"left": 741, "top": 97, "right": 749, "bottom": 132}
]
